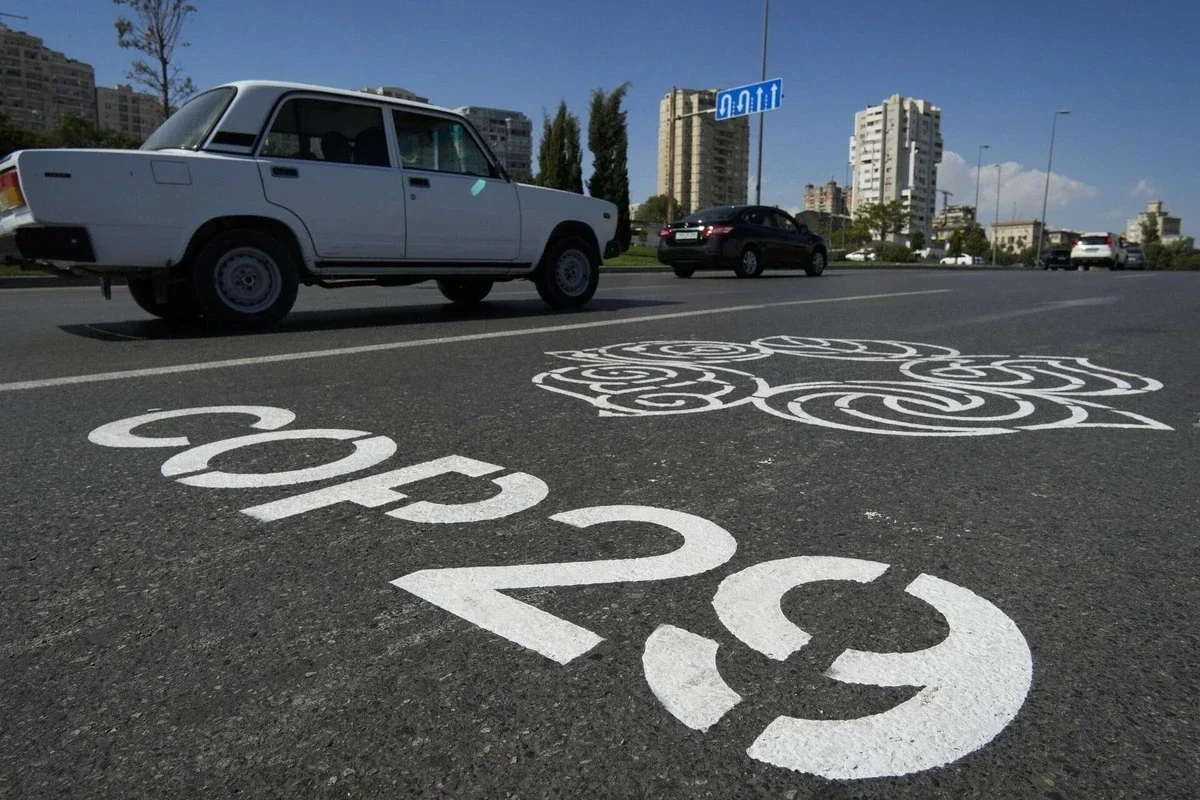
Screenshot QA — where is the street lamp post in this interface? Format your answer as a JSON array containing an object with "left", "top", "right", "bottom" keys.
[
  {"left": 992, "top": 163, "right": 1002, "bottom": 266},
  {"left": 974, "top": 143, "right": 989, "bottom": 215},
  {"left": 754, "top": 0, "right": 769, "bottom": 204},
  {"left": 1035, "top": 110, "right": 1070, "bottom": 268}
]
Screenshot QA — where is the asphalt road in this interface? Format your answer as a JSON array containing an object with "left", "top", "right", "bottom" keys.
[{"left": 2, "top": 268, "right": 1197, "bottom": 798}]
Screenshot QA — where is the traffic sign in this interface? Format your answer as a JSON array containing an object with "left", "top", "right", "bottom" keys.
[{"left": 715, "top": 78, "right": 783, "bottom": 121}]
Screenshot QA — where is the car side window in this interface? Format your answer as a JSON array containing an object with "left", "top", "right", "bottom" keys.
[
  {"left": 392, "top": 111, "right": 496, "bottom": 178},
  {"left": 743, "top": 209, "right": 768, "bottom": 227},
  {"left": 260, "top": 98, "right": 391, "bottom": 167},
  {"left": 773, "top": 213, "right": 799, "bottom": 233}
]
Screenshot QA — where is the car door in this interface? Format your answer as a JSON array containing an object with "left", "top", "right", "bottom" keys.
[
  {"left": 256, "top": 95, "right": 406, "bottom": 260},
  {"left": 772, "top": 212, "right": 815, "bottom": 267},
  {"left": 392, "top": 109, "right": 520, "bottom": 262},
  {"left": 741, "top": 208, "right": 779, "bottom": 265}
]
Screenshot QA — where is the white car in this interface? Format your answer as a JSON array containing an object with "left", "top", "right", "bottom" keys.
[
  {"left": 939, "top": 254, "right": 984, "bottom": 265},
  {"left": 0, "top": 81, "right": 618, "bottom": 329},
  {"left": 1070, "top": 232, "right": 1127, "bottom": 271},
  {"left": 845, "top": 249, "right": 877, "bottom": 262}
]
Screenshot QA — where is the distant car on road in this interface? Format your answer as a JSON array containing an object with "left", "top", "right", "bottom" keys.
[
  {"left": 656, "top": 205, "right": 827, "bottom": 278},
  {"left": 845, "top": 248, "right": 877, "bottom": 262},
  {"left": 1125, "top": 243, "right": 1146, "bottom": 270},
  {"left": 0, "top": 80, "right": 618, "bottom": 329},
  {"left": 1071, "top": 232, "right": 1127, "bottom": 271},
  {"left": 939, "top": 254, "right": 985, "bottom": 265},
  {"left": 1039, "top": 248, "right": 1073, "bottom": 270}
]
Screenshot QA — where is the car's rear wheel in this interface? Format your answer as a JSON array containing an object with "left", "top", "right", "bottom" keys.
[
  {"left": 672, "top": 265, "right": 696, "bottom": 278},
  {"left": 437, "top": 278, "right": 494, "bottom": 307},
  {"left": 192, "top": 229, "right": 298, "bottom": 331},
  {"left": 805, "top": 249, "right": 826, "bottom": 277},
  {"left": 535, "top": 236, "right": 599, "bottom": 309},
  {"left": 126, "top": 276, "right": 200, "bottom": 322},
  {"left": 734, "top": 246, "right": 763, "bottom": 278}
]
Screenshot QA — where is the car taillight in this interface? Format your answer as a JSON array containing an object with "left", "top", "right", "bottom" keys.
[
  {"left": 1106, "top": 235, "right": 1112, "bottom": 247},
  {"left": 704, "top": 224, "right": 734, "bottom": 237},
  {"left": 0, "top": 169, "right": 23, "bottom": 212},
  {"left": 659, "top": 227, "right": 673, "bottom": 238}
]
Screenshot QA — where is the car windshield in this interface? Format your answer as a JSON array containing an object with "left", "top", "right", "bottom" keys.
[
  {"left": 1126, "top": 245, "right": 1143, "bottom": 253},
  {"left": 140, "top": 87, "right": 236, "bottom": 151},
  {"left": 681, "top": 206, "right": 738, "bottom": 223},
  {"left": 1079, "top": 235, "right": 1110, "bottom": 245}
]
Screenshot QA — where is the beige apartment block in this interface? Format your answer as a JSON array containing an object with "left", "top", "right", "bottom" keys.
[
  {"left": 932, "top": 204, "right": 977, "bottom": 242},
  {"left": 1126, "top": 200, "right": 1183, "bottom": 244},
  {"left": 657, "top": 88, "right": 749, "bottom": 216},
  {"left": 804, "top": 179, "right": 850, "bottom": 215},
  {"left": 987, "top": 219, "right": 1045, "bottom": 252},
  {"left": 1045, "top": 228, "right": 1080, "bottom": 246},
  {"left": 0, "top": 22, "right": 95, "bottom": 132},
  {"left": 848, "top": 93, "right": 942, "bottom": 240},
  {"left": 96, "top": 84, "right": 164, "bottom": 142}
]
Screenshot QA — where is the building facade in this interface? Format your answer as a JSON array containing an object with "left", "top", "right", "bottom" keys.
[
  {"left": 932, "top": 204, "right": 976, "bottom": 243},
  {"left": 96, "top": 84, "right": 163, "bottom": 142},
  {"left": 986, "top": 219, "right": 1045, "bottom": 252},
  {"left": 848, "top": 93, "right": 942, "bottom": 240},
  {"left": 1045, "top": 229, "right": 1080, "bottom": 246},
  {"left": 454, "top": 106, "right": 533, "bottom": 180},
  {"left": 657, "top": 88, "right": 750, "bottom": 215},
  {"left": 0, "top": 22, "right": 96, "bottom": 132},
  {"left": 361, "top": 86, "right": 429, "bottom": 104},
  {"left": 1126, "top": 201, "right": 1183, "bottom": 244},
  {"left": 804, "top": 179, "right": 850, "bottom": 215}
]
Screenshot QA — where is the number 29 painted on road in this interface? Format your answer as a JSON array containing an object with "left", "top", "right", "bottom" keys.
[{"left": 89, "top": 406, "right": 1033, "bottom": 780}]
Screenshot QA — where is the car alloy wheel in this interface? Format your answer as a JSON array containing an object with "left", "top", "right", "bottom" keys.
[{"left": 738, "top": 248, "right": 762, "bottom": 278}]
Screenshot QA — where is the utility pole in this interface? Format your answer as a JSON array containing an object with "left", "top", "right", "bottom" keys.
[
  {"left": 754, "top": 0, "right": 769, "bottom": 204},
  {"left": 1036, "top": 110, "right": 1070, "bottom": 269},
  {"left": 974, "top": 144, "right": 989, "bottom": 214},
  {"left": 993, "top": 163, "right": 1002, "bottom": 266}
]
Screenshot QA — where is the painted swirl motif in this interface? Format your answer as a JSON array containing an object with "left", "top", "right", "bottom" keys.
[
  {"left": 752, "top": 337, "right": 962, "bottom": 361},
  {"left": 752, "top": 381, "right": 1170, "bottom": 437},
  {"left": 533, "top": 363, "right": 766, "bottom": 417},
  {"left": 898, "top": 356, "right": 1164, "bottom": 397},
  {"left": 547, "top": 340, "right": 774, "bottom": 366}
]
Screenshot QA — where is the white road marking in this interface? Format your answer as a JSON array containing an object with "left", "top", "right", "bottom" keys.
[
  {"left": 643, "top": 625, "right": 743, "bottom": 731},
  {"left": 0, "top": 289, "right": 951, "bottom": 393},
  {"left": 920, "top": 296, "right": 1118, "bottom": 330},
  {"left": 88, "top": 406, "right": 297, "bottom": 448}
]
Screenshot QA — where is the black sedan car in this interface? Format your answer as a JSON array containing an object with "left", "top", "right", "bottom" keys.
[
  {"left": 657, "top": 205, "right": 828, "bottom": 278},
  {"left": 1038, "top": 248, "right": 1073, "bottom": 270}
]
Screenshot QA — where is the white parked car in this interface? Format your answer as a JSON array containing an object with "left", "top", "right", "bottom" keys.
[
  {"left": 845, "top": 249, "right": 877, "bottom": 262},
  {"left": 1070, "top": 232, "right": 1127, "bottom": 271},
  {"left": 939, "top": 254, "right": 984, "bottom": 265},
  {"left": 0, "top": 81, "right": 618, "bottom": 329}
]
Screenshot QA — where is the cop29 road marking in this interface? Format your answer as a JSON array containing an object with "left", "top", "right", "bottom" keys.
[{"left": 0, "top": 289, "right": 952, "bottom": 393}]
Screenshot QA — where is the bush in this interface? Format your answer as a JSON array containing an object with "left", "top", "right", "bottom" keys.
[
  {"left": 876, "top": 243, "right": 916, "bottom": 263},
  {"left": 829, "top": 249, "right": 849, "bottom": 261}
]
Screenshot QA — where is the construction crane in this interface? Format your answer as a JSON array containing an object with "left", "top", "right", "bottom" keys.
[
  {"left": 0, "top": 12, "right": 30, "bottom": 20},
  {"left": 939, "top": 189, "right": 954, "bottom": 212}
]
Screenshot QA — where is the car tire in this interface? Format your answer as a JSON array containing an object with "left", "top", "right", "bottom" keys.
[
  {"left": 437, "top": 278, "right": 494, "bottom": 307},
  {"left": 534, "top": 236, "right": 599, "bottom": 309},
  {"left": 805, "top": 249, "right": 827, "bottom": 277},
  {"left": 672, "top": 266, "right": 696, "bottom": 278},
  {"left": 1082, "top": 264, "right": 1090, "bottom": 271},
  {"left": 126, "top": 276, "right": 201, "bottom": 322},
  {"left": 734, "top": 246, "right": 763, "bottom": 278},
  {"left": 191, "top": 229, "right": 299, "bottom": 331}
]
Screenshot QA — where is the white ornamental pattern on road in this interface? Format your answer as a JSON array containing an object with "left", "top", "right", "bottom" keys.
[{"left": 532, "top": 338, "right": 1171, "bottom": 436}]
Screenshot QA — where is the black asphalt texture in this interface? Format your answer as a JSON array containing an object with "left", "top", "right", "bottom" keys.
[{"left": 2, "top": 269, "right": 1198, "bottom": 798}]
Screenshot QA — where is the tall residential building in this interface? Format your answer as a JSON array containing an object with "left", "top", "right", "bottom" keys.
[
  {"left": 361, "top": 86, "right": 429, "bottom": 104},
  {"left": 454, "top": 106, "right": 533, "bottom": 179},
  {"left": 657, "top": 88, "right": 750, "bottom": 214},
  {"left": 0, "top": 22, "right": 96, "bottom": 132},
  {"left": 96, "top": 84, "right": 164, "bottom": 142},
  {"left": 1126, "top": 200, "right": 1183, "bottom": 244},
  {"left": 804, "top": 180, "right": 851, "bottom": 215},
  {"left": 848, "top": 93, "right": 943, "bottom": 240}
]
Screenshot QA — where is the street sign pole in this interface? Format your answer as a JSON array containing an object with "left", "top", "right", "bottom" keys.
[{"left": 755, "top": 0, "right": 769, "bottom": 204}]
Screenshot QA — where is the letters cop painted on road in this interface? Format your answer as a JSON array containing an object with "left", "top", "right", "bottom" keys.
[{"left": 87, "top": 405, "right": 1034, "bottom": 781}]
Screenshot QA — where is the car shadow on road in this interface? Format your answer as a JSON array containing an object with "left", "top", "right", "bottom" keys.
[
  {"left": 59, "top": 296, "right": 681, "bottom": 342},
  {"left": 692, "top": 272, "right": 849, "bottom": 281}
]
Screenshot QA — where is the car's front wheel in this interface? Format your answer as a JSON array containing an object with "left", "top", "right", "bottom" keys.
[
  {"left": 734, "top": 246, "right": 763, "bottom": 278},
  {"left": 805, "top": 249, "right": 827, "bottom": 277},
  {"left": 437, "top": 278, "right": 494, "bottom": 307},
  {"left": 672, "top": 265, "right": 696, "bottom": 278},
  {"left": 191, "top": 229, "right": 299, "bottom": 331},
  {"left": 535, "top": 236, "right": 599, "bottom": 309},
  {"left": 126, "top": 276, "right": 200, "bottom": 322}
]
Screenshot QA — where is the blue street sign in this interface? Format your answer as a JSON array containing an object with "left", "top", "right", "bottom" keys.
[{"left": 715, "top": 78, "right": 783, "bottom": 121}]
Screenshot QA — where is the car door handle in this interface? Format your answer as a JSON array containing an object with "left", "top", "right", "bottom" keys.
[
  {"left": 408, "top": 176, "right": 430, "bottom": 188},
  {"left": 271, "top": 166, "right": 299, "bottom": 178}
]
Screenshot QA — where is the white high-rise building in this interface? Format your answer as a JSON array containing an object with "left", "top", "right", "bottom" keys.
[
  {"left": 848, "top": 93, "right": 943, "bottom": 240},
  {"left": 454, "top": 106, "right": 533, "bottom": 180},
  {"left": 657, "top": 88, "right": 750, "bottom": 214}
]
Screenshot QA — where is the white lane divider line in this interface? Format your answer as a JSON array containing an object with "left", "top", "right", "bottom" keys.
[{"left": 0, "top": 289, "right": 951, "bottom": 393}]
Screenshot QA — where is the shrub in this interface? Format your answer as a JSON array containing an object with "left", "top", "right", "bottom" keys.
[{"left": 876, "top": 243, "right": 916, "bottom": 263}]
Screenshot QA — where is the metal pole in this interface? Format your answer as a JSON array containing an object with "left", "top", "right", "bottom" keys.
[
  {"left": 974, "top": 143, "right": 988, "bottom": 215},
  {"left": 1036, "top": 110, "right": 1068, "bottom": 268},
  {"left": 754, "top": 0, "right": 768, "bottom": 204},
  {"left": 993, "top": 163, "right": 1001, "bottom": 266},
  {"left": 667, "top": 87, "right": 676, "bottom": 223}
]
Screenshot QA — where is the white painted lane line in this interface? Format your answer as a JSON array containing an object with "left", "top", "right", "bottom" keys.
[
  {"left": 918, "top": 296, "right": 1117, "bottom": 330},
  {"left": 0, "top": 289, "right": 951, "bottom": 393},
  {"left": 1113, "top": 273, "right": 1156, "bottom": 279}
]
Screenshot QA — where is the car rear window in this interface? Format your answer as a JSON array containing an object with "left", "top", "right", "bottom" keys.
[
  {"left": 141, "top": 87, "right": 235, "bottom": 151},
  {"left": 681, "top": 207, "right": 737, "bottom": 223},
  {"left": 1079, "top": 235, "right": 1109, "bottom": 245}
]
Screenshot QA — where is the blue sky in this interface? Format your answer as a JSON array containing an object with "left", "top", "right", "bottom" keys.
[{"left": 28, "top": 0, "right": 1200, "bottom": 234}]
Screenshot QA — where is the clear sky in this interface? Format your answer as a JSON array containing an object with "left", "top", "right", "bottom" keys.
[{"left": 26, "top": 0, "right": 1200, "bottom": 234}]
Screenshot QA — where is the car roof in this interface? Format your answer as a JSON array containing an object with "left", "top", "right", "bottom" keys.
[{"left": 221, "top": 80, "right": 451, "bottom": 114}]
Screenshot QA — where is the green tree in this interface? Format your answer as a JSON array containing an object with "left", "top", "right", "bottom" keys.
[
  {"left": 639, "top": 194, "right": 683, "bottom": 223},
  {"left": 843, "top": 217, "right": 872, "bottom": 248},
  {"left": 859, "top": 200, "right": 909, "bottom": 241},
  {"left": 114, "top": 0, "right": 197, "bottom": 119},
  {"left": 0, "top": 113, "right": 48, "bottom": 158},
  {"left": 536, "top": 101, "right": 583, "bottom": 194},
  {"left": 587, "top": 82, "right": 632, "bottom": 251},
  {"left": 909, "top": 229, "right": 926, "bottom": 252},
  {"left": 1140, "top": 214, "right": 1160, "bottom": 245},
  {"left": 948, "top": 229, "right": 965, "bottom": 256},
  {"left": 962, "top": 225, "right": 991, "bottom": 257}
]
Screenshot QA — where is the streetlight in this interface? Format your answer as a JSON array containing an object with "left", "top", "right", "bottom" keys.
[
  {"left": 992, "top": 163, "right": 1002, "bottom": 266},
  {"left": 754, "top": 0, "right": 769, "bottom": 204},
  {"left": 1035, "top": 110, "right": 1070, "bottom": 268},
  {"left": 974, "top": 143, "right": 989, "bottom": 215}
]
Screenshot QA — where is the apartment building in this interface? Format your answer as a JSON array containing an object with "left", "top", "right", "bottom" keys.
[
  {"left": 804, "top": 179, "right": 850, "bottom": 215},
  {"left": 932, "top": 204, "right": 977, "bottom": 243},
  {"left": 986, "top": 219, "right": 1045, "bottom": 252},
  {"left": 1045, "top": 229, "right": 1080, "bottom": 246},
  {"left": 96, "top": 84, "right": 163, "bottom": 142},
  {"left": 1126, "top": 200, "right": 1183, "bottom": 244},
  {"left": 454, "top": 106, "right": 533, "bottom": 179},
  {"left": 0, "top": 22, "right": 96, "bottom": 132},
  {"left": 361, "top": 86, "right": 429, "bottom": 104},
  {"left": 848, "top": 93, "right": 943, "bottom": 240},
  {"left": 657, "top": 87, "right": 750, "bottom": 215}
]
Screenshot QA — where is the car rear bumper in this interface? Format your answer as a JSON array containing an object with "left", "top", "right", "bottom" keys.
[
  {"left": 656, "top": 239, "right": 739, "bottom": 269},
  {"left": 1071, "top": 257, "right": 1113, "bottom": 267},
  {"left": 0, "top": 225, "right": 96, "bottom": 265}
]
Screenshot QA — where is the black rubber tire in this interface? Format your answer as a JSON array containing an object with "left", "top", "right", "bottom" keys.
[
  {"left": 1082, "top": 264, "right": 1091, "bottom": 271},
  {"left": 126, "top": 276, "right": 200, "bottom": 322},
  {"left": 191, "top": 229, "right": 299, "bottom": 331},
  {"left": 534, "top": 236, "right": 599, "bottom": 309},
  {"left": 734, "top": 246, "right": 764, "bottom": 278},
  {"left": 672, "top": 266, "right": 696, "bottom": 278},
  {"left": 437, "top": 278, "right": 494, "bottom": 307},
  {"left": 805, "top": 249, "right": 827, "bottom": 277}
]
